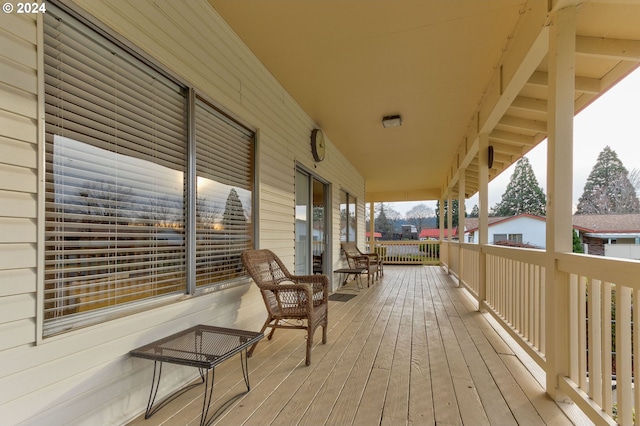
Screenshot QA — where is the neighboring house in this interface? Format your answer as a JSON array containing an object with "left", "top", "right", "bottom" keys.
[
  {"left": 464, "top": 213, "right": 640, "bottom": 258},
  {"left": 419, "top": 228, "right": 458, "bottom": 240},
  {"left": 401, "top": 224, "right": 418, "bottom": 239},
  {"left": 572, "top": 214, "right": 640, "bottom": 258},
  {"left": 464, "top": 214, "right": 547, "bottom": 248},
  {"left": 365, "top": 231, "right": 382, "bottom": 241}
]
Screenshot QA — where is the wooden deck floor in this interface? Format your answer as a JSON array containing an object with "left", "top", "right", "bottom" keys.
[{"left": 129, "top": 266, "right": 579, "bottom": 426}]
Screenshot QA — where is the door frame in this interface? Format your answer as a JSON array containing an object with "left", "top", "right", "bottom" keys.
[{"left": 295, "top": 164, "right": 332, "bottom": 277}]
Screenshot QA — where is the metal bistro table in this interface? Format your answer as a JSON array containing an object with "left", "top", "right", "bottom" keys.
[
  {"left": 130, "top": 325, "right": 263, "bottom": 426},
  {"left": 333, "top": 267, "right": 366, "bottom": 289}
]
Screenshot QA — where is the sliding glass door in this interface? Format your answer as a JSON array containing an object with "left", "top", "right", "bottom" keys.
[{"left": 295, "top": 168, "right": 329, "bottom": 275}]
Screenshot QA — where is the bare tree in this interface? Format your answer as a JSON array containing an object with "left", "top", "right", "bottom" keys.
[
  {"left": 78, "top": 179, "right": 134, "bottom": 224},
  {"left": 196, "top": 195, "right": 223, "bottom": 229},
  {"left": 405, "top": 203, "right": 434, "bottom": 232}
]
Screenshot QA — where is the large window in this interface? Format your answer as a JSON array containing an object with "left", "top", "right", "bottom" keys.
[
  {"left": 43, "top": 5, "right": 254, "bottom": 335},
  {"left": 195, "top": 98, "right": 254, "bottom": 286},
  {"left": 340, "top": 190, "right": 357, "bottom": 242}
]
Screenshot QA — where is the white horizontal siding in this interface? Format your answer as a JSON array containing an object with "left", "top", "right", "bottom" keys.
[
  {"left": 0, "top": 218, "right": 36, "bottom": 243},
  {"left": 0, "top": 190, "right": 36, "bottom": 218},
  {"left": 0, "top": 268, "right": 36, "bottom": 297},
  {"left": 0, "top": 244, "right": 35, "bottom": 270},
  {"left": 0, "top": 137, "right": 37, "bottom": 169},
  {"left": 0, "top": 0, "right": 365, "bottom": 424},
  {"left": 0, "top": 83, "right": 37, "bottom": 120},
  {"left": 489, "top": 217, "right": 547, "bottom": 248},
  {"left": 1, "top": 283, "right": 264, "bottom": 425},
  {"left": 0, "top": 319, "right": 34, "bottom": 352},
  {"left": 0, "top": 9, "right": 38, "bottom": 359},
  {"left": 0, "top": 111, "right": 37, "bottom": 146},
  {"left": 0, "top": 294, "right": 35, "bottom": 323}
]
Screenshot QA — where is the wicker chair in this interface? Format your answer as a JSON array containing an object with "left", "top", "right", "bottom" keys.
[
  {"left": 341, "top": 242, "right": 382, "bottom": 286},
  {"left": 241, "top": 249, "right": 328, "bottom": 366}
]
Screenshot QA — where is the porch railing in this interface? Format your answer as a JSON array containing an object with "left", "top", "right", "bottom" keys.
[
  {"left": 368, "top": 240, "right": 440, "bottom": 265},
  {"left": 443, "top": 240, "right": 640, "bottom": 425},
  {"left": 483, "top": 244, "right": 546, "bottom": 362},
  {"left": 558, "top": 253, "right": 638, "bottom": 425}
]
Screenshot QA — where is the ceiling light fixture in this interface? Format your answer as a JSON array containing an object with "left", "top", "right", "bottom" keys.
[{"left": 382, "top": 115, "right": 402, "bottom": 128}]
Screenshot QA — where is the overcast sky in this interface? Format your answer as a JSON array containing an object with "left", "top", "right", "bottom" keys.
[{"left": 392, "top": 66, "right": 640, "bottom": 216}]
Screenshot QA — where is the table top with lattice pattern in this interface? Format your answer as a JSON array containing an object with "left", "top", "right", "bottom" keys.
[{"left": 130, "top": 325, "right": 263, "bottom": 369}]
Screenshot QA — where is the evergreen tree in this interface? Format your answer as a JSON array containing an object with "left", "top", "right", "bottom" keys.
[
  {"left": 222, "top": 188, "right": 247, "bottom": 229},
  {"left": 575, "top": 146, "right": 640, "bottom": 215},
  {"left": 375, "top": 202, "right": 394, "bottom": 239},
  {"left": 572, "top": 230, "right": 583, "bottom": 253},
  {"left": 491, "top": 157, "right": 546, "bottom": 217},
  {"left": 469, "top": 204, "right": 479, "bottom": 218}
]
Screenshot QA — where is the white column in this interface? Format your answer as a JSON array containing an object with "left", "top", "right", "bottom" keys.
[
  {"left": 447, "top": 192, "right": 454, "bottom": 276},
  {"left": 447, "top": 193, "right": 453, "bottom": 243},
  {"left": 439, "top": 195, "right": 445, "bottom": 241},
  {"left": 458, "top": 170, "right": 466, "bottom": 286},
  {"left": 478, "top": 134, "right": 489, "bottom": 309},
  {"left": 545, "top": 4, "right": 576, "bottom": 400},
  {"left": 439, "top": 194, "right": 447, "bottom": 272},
  {"left": 369, "top": 199, "right": 375, "bottom": 251}
]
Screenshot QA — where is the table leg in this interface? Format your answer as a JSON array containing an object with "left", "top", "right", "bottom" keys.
[
  {"left": 339, "top": 271, "right": 363, "bottom": 290},
  {"left": 199, "top": 350, "right": 252, "bottom": 426},
  {"left": 200, "top": 367, "right": 215, "bottom": 426},
  {"left": 144, "top": 361, "right": 162, "bottom": 419},
  {"left": 240, "top": 348, "right": 251, "bottom": 390},
  {"left": 144, "top": 361, "right": 205, "bottom": 419}
]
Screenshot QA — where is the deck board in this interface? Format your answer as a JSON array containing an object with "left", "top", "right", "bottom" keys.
[{"left": 128, "top": 266, "right": 575, "bottom": 426}]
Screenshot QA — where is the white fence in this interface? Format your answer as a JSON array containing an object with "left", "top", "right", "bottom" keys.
[{"left": 605, "top": 243, "right": 640, "bottom": 260}]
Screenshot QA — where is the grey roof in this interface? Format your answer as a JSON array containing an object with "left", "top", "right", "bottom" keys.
[
  {"left": 572, "top": 214, "right": 640, "bottom": 233},
  {"left": 464, "top": 213, "right": 640, "bottom": 233}
]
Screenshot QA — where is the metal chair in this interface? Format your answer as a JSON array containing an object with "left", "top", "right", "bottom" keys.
[{"left": 241, "top": 249, "right": 328, "bottom": 366}]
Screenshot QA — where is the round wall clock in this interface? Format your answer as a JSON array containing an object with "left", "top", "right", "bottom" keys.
[{"left": 310, "top": 129, "right": 326, "bottom": 162}]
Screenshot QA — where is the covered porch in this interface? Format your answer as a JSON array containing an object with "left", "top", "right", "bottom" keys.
[
  {"left": 129, "top": 265, "right": 584, "bottom": 425},
  {"left": 3, "top": 1, "right": 640, "bottom": 424},
  {"left": 209, "top": 1, "right": 640, "bottom": 423}
]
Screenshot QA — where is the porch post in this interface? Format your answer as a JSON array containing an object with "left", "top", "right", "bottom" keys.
[
  {"left": 478, "top": 133, "right": 489, "bottom": 310},
  {"left": 447, "top": 193, "right": 453, "bottom": 243},
  {"left": 369, "top": 198, "right": 375, "bottom": 252},
  {"left": 545, "top": 4, "right": 576, "bottom": 400},
  {"left": 458, "top": 170, "right": 466, "bottom": 285},
  {"left": 439, "top": 193, "right": 448, "bottom": 272},
  {"left": 447, "top": 192, "right": 453, "bottom": 276}
]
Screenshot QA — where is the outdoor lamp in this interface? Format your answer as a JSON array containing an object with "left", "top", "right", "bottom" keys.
[{"left": 382, "top": 115, "right": 402, "bottom": 128}]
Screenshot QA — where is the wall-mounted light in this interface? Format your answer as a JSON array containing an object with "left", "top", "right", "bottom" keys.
[
  {"left": 382, "top": 115, "right": 402, "bottom": 128},
  {"left": 488, "top": 145, "right": 494, "bottom": 169}
]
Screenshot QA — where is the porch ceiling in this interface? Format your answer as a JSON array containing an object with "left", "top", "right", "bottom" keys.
[{"left": 208, "top": 0, "right": 640, "bottom": 202}]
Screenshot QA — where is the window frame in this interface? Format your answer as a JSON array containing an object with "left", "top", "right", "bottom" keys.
[
  {"left": 340, "top": 189, "right": 357, "bottom": 243},
  {"left": 492, "top": 233, "right": 523, "bottom": 244},
  {"left": 40, "top": 3, "right": 256, "bottom": 337}
]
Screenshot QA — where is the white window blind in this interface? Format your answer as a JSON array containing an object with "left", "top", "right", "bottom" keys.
[
  {"left": 195, "top": 98, "right": 254, "bottom": 286},
  {"left": 43, "top": 7, "right": 187, "bottom": 334}
]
